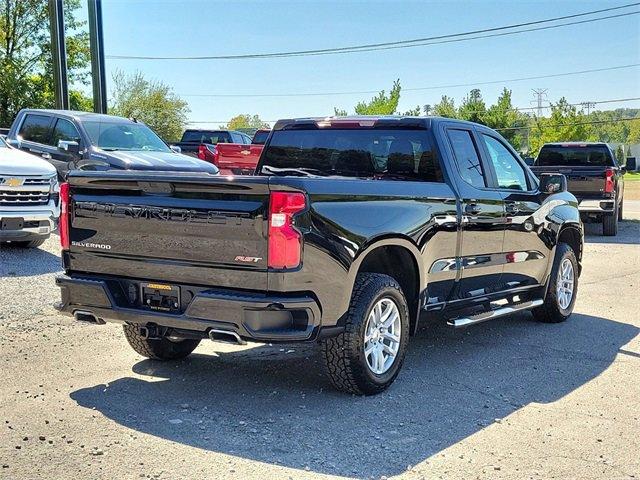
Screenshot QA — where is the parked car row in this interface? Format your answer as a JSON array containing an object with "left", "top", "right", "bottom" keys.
[{"left": 174, "top": 128, "right": 268, "bottom": 175}]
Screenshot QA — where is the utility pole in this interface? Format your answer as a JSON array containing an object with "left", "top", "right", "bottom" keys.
[
  {"left": 48, "top": 0, "right": 69, "bottom": 110},
  {"left": 531, "top": 88, "right": 549, "bottom": 117},
  {"left": 88, "top": 0, "right": 108, "bottom": 113},
  {"left": 581, "top": 101, "right": 596, "bottom": 115}
]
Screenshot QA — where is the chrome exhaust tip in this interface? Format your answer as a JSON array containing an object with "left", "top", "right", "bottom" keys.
[
  {"left": 208, "top": 328, "right": 246, "bottom": 345},
  {"left": 73, "top": 310, "right": 105, "bottom": 325}
]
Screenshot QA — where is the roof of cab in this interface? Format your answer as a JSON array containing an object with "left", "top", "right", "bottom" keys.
[
  {"left": 272, "top": 115, "right": 480, "bottom": 131},
  {"left": 19, "top": 109, "right": 135, "bottom": 124}
]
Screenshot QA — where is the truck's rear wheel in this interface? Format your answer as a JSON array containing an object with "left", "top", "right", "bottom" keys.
[
  {"left": 602, "top": 209, "right": 618, "bottom": 236},
  {"left": 532, "top": 243, "right": 578, "bottom": 323},
  {"left": 321, "top": 273, "right": 410, "bottom": 395},
  {"left": 123, "top": 325, "right": 200, "bottom": 360}
]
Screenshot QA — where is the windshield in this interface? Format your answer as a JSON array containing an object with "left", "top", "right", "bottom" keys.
[
  {"left": 260, "top": 128, "right": 443, "bottom": 181},
  {"left": 0, "top": 137, "right": 6, "bottom": 147},
  {"left": 536, "top": 145, "right": 614, "bottom": 167},
  {"left": 83, "top": 121, "right": 170, "bottom": 152}
]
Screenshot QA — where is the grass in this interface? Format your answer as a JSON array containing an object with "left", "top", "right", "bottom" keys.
[{"left": 624, "top": 172, "right": 640, "bottom": 182}]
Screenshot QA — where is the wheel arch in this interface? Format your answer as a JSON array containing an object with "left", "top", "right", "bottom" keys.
[{"left": 347, "top": 237, "right": 424, "bottom": 335}]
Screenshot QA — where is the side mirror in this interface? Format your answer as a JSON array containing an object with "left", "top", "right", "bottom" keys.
[
  {"left": 539, "top": 173, "right": 567, "bottom": 194},
  {"left": 523, "top": 157, "right": 535, "bottom": 166},
  {"left": 620, "top": 165, "right": 627, "bottom": 175},
  {"left": 170, "top": 145, "right": 182, "bottom": 153},
  {"left": 58, "top": 140, "right": 80, "bottom": 155}
]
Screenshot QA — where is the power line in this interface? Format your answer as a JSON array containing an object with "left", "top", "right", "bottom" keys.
[
  {"left": 184, "top": 97, "right": 640, "bottom": 123},
  {"left": 106, "top": 3, "right": 640, "bottom": 60},
  {"left": 495, "top": 117, "right": 640, "bottom": 132},
  {"left": 180, "top": 64, "right": 640, "bottom": 98}
]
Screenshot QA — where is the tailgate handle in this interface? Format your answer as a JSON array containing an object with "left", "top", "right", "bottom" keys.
[{"left": 138, "top": 182, "right": 174, "bottom": 195}]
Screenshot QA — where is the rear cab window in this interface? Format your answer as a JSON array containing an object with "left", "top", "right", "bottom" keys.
[
  {"left": 182, "top": 131, "right": 232, "bottom": 144},
  {"left": 259, "top": 128, "right": 443, "bottom": 182},
  {"left": 536, "top": 145, "right": 615, "bottom": 167},
  {"left": 18, "top": 114, "right": 53, "bottom": 144}
]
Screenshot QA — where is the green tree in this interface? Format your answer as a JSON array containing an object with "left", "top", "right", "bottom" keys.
[
  {"left": 222, "top": 114, "right": 270, "bottom": 130},
  {"left": 334, "top": 79, "right": 402, "bottom": 115},
  {"left": 528, "top": 98, "right": 594, "bottom": 156},
  {"left": 432, "top": 95, "right": 457, "bottom": 118},
  {"left": 628, "top": 118, "right": 640, "bottom": 144},
  {"left": 110, "top": 71, "right": 190, "bottom": 143},
  {"left": 0, "top": 0, "right": 91, "bottom": 126},
  {"left": 458, "top": 88, "right": 486, "bottom": 124},
  {"left": 483, "top": 88, "right": 528, "bottom": 151}
]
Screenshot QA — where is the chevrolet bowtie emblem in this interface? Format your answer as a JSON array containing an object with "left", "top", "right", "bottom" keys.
[{"left": 5, "top": 177, "right": 23, "bottom": 187}]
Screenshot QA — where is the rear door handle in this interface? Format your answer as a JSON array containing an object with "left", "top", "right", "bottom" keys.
[
  {"left": 465, "top": 203, "right": 482, "bottom": 215},
  {"left": 41, "top": 152, "right": 51, "bottom": 160}
]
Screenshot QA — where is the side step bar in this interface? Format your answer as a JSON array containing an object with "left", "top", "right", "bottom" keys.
[{"left": 447, "top": 299, "right": 544, "bottom": 329}]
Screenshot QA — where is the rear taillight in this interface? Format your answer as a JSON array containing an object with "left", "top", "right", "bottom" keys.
[
  {"left": 268, "top": 191, "right": 306, "bottom": 269},
  {"left": 59, "top": 182, "right": 70, "bottom": 250},
  {"left": 604, "top": 168, "right": 615, "bottom": 194},
  {"left": 197, "top": 144, "right": 219, "bottom": 165}
]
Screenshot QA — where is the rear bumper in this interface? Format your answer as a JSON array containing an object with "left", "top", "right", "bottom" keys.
[
  {"left": 578, "top": 199, "right": 615, "bottom": 213},
  {"left": 55, "top": 274, "right": 329, "bottom": 343}
]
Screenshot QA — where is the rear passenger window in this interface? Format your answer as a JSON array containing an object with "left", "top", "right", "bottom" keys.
[
  {"left": 51, "top": 118, "right": 81, "bottom": 146},
  {"left": 18, "top": 114, "right": 52, "bottom": 144},
  {"left": 447, "top": 129, "right": 486, "bottom": 188}
]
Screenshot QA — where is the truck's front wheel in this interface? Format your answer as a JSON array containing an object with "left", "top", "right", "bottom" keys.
[
  {"left": 321, "top": 273, "right": 410, "bottom": 395},
  {"left": 123, "top": 325, "right": 201, "bottom": 360}
]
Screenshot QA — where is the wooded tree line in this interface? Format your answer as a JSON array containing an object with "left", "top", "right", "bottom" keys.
[{"left": 334, "top": 80, "right": 640, "bottom": 156}]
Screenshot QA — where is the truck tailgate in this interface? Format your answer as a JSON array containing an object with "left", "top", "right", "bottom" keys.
[
  {"left": 216, "top": 144, "right": 263, "bottom": 173},
  {"left": 66, "top": 172, "right": 269, "bottom": 290},
  {"left": 531, "top": 166, "right": 607, "bottom": 199}
]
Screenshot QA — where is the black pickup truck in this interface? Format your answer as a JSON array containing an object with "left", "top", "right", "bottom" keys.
[
  {"left": 55, "top": 116, "right": 583, "bottom": 395},
  {"left": 529, "top": 142, "right": 625, "bottom": 236}
]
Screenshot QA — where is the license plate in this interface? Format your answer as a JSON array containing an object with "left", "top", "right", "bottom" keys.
[
  {"left": 1, "top": 217, "right": 24, "bottom": 231},
  {"left": 140, "top": 283, "right": 181, "bottom": 312}
]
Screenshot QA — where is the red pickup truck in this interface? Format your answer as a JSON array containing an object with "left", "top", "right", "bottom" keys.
[{"left": 175, "top": 129, "right": 270, "bottom": 175}]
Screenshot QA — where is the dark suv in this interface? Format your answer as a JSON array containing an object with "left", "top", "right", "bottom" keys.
[{"left": 6, "top": 109, "right": 218, "bottom": 178}]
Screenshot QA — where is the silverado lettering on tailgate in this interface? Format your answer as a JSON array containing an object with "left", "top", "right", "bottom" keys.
[{"left": 74, "top": 202, "right": 253, "bottom": 225}]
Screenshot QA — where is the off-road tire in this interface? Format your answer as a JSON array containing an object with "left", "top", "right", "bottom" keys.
[
  {"left": 123, "top": 325, "right": 200, "bottom": 360},
  {"left": 532, "top": 243, "right": 578, "bottom": 323},
  {"left": 603, "top": 206, "right": 618, "bottom": 236},
  {"left": 321, "top": 273, "right": 410, "bottom": 395},
  {"left": 11, "top": 238, "right": 46, "bottom": 248}
]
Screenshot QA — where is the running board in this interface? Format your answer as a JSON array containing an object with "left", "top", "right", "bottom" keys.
[{"left": 447, "top": 299, "right": 544, "bottom": 328}]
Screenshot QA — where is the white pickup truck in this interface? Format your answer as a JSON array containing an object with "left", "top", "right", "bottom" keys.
[{"left": 0, "top": 136, "right": 60, "bottom": 248}]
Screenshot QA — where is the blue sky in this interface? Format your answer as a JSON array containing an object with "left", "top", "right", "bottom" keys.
[{"left": 81, "top": 0, "right": 639, "bottom": 127}]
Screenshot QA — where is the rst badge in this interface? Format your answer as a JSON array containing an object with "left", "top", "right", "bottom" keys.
[{"left": 234, "top": 255, "right": 262, "bottom": 263}]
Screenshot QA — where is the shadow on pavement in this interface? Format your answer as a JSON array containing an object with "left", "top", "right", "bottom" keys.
[
  {"left": 584, "top": 218, "right": 640, "bottom": 245},
  {"left": 71, "top": 312, "right": 638, "bottom": 478},
  {"left": 0, "top": 243, "right": 61, "bottom": 277}
]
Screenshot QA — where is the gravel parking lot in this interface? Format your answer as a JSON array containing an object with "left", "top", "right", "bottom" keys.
[{"left": 1, "top": 202, "right": 639, "bottom": 479}]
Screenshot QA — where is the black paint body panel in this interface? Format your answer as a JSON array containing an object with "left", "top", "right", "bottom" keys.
[{"left": 58, "top": 117, "right": 583, "bottom": 342}]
